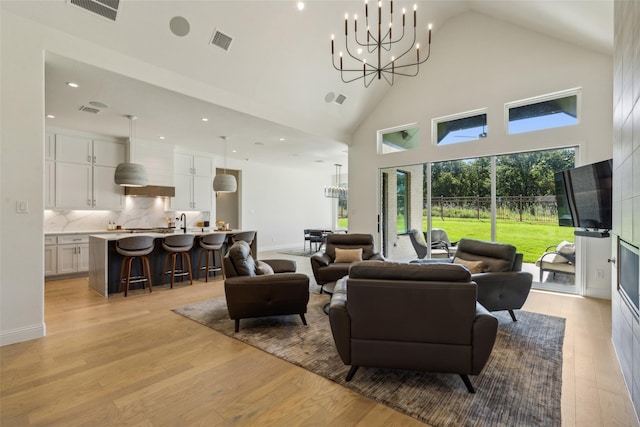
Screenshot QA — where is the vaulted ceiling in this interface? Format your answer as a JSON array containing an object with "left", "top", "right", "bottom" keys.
[{"left": 2, "top": 0, "right": 613, "bottom": 170}]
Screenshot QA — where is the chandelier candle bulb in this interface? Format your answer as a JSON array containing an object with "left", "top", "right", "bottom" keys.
[
  {"left": 414, "top": 4, "right": 417, "bottom": 27},
  {"left": 331, "top": 35, "right": 334, "bottom": 54},
  {"left": 354, "top": 15, "right": 357, "bottom": 32},
  {"left": 402, "top": 8, "right": 405, "bottom": 26},
  {"left": 428, "top": 24, "right": 432, "bottom": 43}
]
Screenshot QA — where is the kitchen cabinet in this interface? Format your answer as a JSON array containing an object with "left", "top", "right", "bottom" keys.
[
  {"left": 174, "top": 152, "right": 213, "bottom": 211},
  {"left": 56, "top": 235, "right": 90, "bottom": 275},
  {"left": 53, "top": 134, "right": 125, "bottom": 209},
  {"left": 44, "top": 236, "right": 57, "bottom": 276},
  {"left": 45, "top": 161, "right": 55, "bottom": 208}
]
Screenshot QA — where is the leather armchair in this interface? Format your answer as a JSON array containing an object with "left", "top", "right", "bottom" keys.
[
  {"left": 329, "top": 260, "right": 498, "bottom": 393},
  {"left": 223, "top": 241, "right": 310, "bottom": 332},
  {"left": 310, "top": 233, "right": 384, "bottom": 290},
  {"left": 452, "top": 238, "right": 533, "bottom": 321}
]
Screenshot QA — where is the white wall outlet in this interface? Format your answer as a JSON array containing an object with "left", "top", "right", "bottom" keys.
[
  {"left": 596, "top": 268, "right": 605, "bottom": 280},
  {"left": 16, "top": 200, "right": 29, "bottom": 213}
]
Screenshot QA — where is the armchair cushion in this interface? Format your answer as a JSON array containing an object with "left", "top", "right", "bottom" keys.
[
  {"left": 227, "top": 241, "right": 256, "bottom": 277},
  {"left": 455, "top": 238, "right": 516, "bottom": 272},
  {"left": 334, "top": 248, "right": 363, "bottom": 263},
  {"left": 453, "top": 257, "right": 486, "bottom": 274},
  {"left": 255, "top": 260, "right": 275, "bottom": 275}
]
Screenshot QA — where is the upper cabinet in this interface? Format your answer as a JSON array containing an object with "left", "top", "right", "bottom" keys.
[
  {"left": 174, "top": 151, "right": 213, "bottom": 211},
  {"left": 48, "top": 132, "right": 126, "bottom": 210}
]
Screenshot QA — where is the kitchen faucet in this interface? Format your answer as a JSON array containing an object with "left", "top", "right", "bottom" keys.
[{"left": 180, "top": 213, "right": 187, "bottom": 234}]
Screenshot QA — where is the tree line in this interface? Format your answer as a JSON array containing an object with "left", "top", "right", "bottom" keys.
[{"left": 427, "top": 149, "right": 575, "bottom": 198}]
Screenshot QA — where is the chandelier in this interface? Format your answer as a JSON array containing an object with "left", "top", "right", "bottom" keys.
[
  {"left": 331, "top": 0, "right": 432, "bottom": 87},
  {"left": 324, "top": 164, "right": 348, "bottom": 198}
]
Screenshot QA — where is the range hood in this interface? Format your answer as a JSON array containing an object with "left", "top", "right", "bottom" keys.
[{"left": 124, "top": 185, "right": 175, "bottom": 198}]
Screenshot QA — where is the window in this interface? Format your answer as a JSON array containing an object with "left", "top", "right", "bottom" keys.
[
  {"left": 379, "top": 125, "right": 419, "bottom": 154},
  {"left": 433, "top": 109, "right": 487, "bottom": 145},
  {"left": 506, "top": 89, "right": 580, "bottom": 134},
  {"left": 396, "top": 170, "right": 409, "bottom": 234}
]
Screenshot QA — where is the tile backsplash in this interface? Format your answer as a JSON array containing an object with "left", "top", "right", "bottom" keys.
[{"left": 44, "top": 197, "right": 210, "bottom": 232}]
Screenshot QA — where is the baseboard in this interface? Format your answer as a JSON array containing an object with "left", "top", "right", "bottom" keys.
[
  {"left": 0, "top": 322, "right": 46, "bottom": 346},
  {"left": 585, "top": 288, "right": 612, "bottom": 299}
]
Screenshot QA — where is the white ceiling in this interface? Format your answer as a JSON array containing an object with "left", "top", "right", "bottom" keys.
[{"left": 3, "top": 0, "right": 613, "bottom": 170}]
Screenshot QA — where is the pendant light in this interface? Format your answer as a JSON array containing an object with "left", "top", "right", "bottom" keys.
[
  {"left": 114, "top": 115, "right": 148, "bottom": 187},
  {"left": 213, "top": 136, "right": 237, "bottom": 193}
]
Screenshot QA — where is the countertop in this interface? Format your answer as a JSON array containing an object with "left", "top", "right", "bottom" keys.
[
  {"left": 46, "top": 227, "right": 227, "bottom": 236},
  {"left": 89, "top": 229, "right": 242, "bottom": 241}
]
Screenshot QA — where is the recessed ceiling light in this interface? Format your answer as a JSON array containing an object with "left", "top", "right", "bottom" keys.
[
  {"left": 46, "top": 114, "right": 55, "bottom": 119},
  {"left": 232, "top": 150, "right": 237, "bottom": 153},
  {"left": 279, "top": 138, "right": 285, "bottom": 141},
  {"left": 159, "top": 136, "right": 165, "bottom": 140},
  {"left": 297, "top": 2, "right": 305, "bottom": 11},
  {"left": 169, "top": 16, "right": 190, "bottom": 37},
  {"left": 201, "top": 117, "right": 209, "bottom": 122},
  {"left": 66, "top": 82, "right": 79, "bottom": 88}
]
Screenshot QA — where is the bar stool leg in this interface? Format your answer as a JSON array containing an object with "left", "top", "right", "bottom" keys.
[
  {"left": 125, "top": 256, "right": 133, "bottom": 297},
  {"left": 143, "top": 256, "right": 153, "bottom": 293},
  {"left": 205, "top": 250, "right": 211, "bottom": 282},
  {"left": 185, "top": 253, "right": 193, "bottom": 285}
]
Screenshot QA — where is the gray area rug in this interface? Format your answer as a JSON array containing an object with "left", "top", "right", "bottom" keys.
[{"left": 173, "top": 294, "right": 565, "bottom": 427}]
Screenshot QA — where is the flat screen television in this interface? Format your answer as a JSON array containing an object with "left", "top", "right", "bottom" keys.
[{"left": 554, "top": 159, "right": 612, "bottom": 230}]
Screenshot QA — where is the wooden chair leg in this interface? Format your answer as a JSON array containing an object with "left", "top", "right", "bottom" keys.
[
  {"left": 143, "top": 256, "right": 152, "bottom": 293},
  {"left": 185, "top": 252, "right": 193, "bottom": 285},
  {"left": 125, "top": 257, "right": 133, "bottom": 297}
]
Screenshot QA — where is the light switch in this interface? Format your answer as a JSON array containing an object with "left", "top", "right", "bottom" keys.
[{"left": 16, "top": 200, "right": 29, "bottom": 213}]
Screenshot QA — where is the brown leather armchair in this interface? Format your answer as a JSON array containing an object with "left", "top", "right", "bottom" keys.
[
  {"left": 453, "top": 238, "right": 533, "bottom": 321},
  {"left": 223, "top": 241, "right": 310, "bottom": 332},
  {"left": 310, "top": 233, "right": 384, "bottom": 291},
  {"left": 412, "top": 238, "right": 533, "bottom": 321},
  {"left": 329, "top": 260, "right": 498, "bottom": 393}
]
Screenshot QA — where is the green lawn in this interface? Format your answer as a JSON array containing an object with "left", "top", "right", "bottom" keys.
[{"left": 430, "top": 218, "right": 574, "bottom": 263}]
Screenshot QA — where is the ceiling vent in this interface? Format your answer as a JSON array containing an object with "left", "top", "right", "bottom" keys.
[
  {"left": 210, "top": 29, "right": 234, "bottom": 52},
  {"left": 68, "top": 0, "right": 119, "bottom": 22},
  {"left": 334, "top": 94, "right": 347, "bottom": 105},
  {"left": 79, "top": 105, "right": 102, "bottom": 114}
]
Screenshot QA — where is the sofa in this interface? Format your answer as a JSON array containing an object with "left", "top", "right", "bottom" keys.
[
  {"left": 328, "top": 260, "right": 498, "bottom": 393},
  {"left": 310, "top": 233, "right": 384, "bottom": 291},
  {"left": 223, "top": 241, "right": 310, "bottom": 332}
]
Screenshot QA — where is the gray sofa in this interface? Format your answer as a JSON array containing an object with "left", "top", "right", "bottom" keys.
[
  {"left": 328, "top": 260, "right": 498, "bottom": 393},
  {"left": 223, "top": 241, "right": 310, "bottom": 332}
]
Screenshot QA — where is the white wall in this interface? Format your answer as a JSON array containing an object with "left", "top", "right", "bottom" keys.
[
  {"left": 348, "top": 11, "right": 614, "bottom": 298},
  {"left": 0, "top": 11, "right": 335, "bottom": 345}
]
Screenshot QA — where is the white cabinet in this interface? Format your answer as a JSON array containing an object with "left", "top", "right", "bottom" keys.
[
  {"left": 174, "top": 152, "right": 213, "bottom": 211},
  {"left": 44, "top": 236, "right": 57, "bottom": 277},
  {"left": 53, "top": 134, "right": 125, "bottom": 209},
  {"left": 45, "top": 161, "right": 55, "bottom": 208},
  {"left": 56, "top": 235, "right": 90, "bottom": 275}
]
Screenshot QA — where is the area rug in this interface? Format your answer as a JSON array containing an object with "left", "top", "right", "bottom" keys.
[
  {"left": 277, "top": 249, "right": 314, "bottom": 257},
  {"left": 173, "top": 294, "right": 565, "bottom": 427}
]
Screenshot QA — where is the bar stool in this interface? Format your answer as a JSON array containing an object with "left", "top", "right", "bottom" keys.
[
  {"left": 116, "top": 235, "right": 155, "bottom": 297},
  {"left": 162, "top": 234, "right": 195, "bottom": 288},
  {"left": 232, "top": 231, "right": 256, "bottom": 256},
  {"left": 198, "top": 233, "right": 226, "bottom": 281}
]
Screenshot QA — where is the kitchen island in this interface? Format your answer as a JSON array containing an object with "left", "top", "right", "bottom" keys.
[{"left": 88, "top": 230, "right": 256, "bottom": 297}]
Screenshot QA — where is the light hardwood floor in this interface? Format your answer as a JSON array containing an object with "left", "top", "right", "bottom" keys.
[{"left": 1, "top": 250, "right": 639, "bottom": 426}]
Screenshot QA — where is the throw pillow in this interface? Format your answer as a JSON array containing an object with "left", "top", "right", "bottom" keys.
[
  {"left": 556, "top": 240, "right": 575, "bottom": 255},
  {"left": 255, "top": 260, "right": 275, "bottom": 275},
  {"left": 453, "top": 257, "right": 485, "bottom": 274},
  {"left": 334, "top": 247, "right": 363, "bottom": 263}
]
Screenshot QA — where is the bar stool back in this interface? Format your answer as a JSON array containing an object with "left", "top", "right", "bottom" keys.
[
  {"left": 162, "top": 234, "right": 195, "bottom": 287},
  {"left": 116, "top": 235, "right": 155, "bottom": 297},
  {"left": 198, "top": 233, "right": 226, "bottom": 281}
]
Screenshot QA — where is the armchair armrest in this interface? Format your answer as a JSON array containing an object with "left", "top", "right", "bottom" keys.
[
  {"left": 471, "top": 302, "right": 498, "bottom": 374},
  {"left": 310, "top": 252, "right": 332, "bottom": 284},
  {"left": 328, "top": 278, "right": 351, "bottom": 364},
  {"left": 262, "top": 259, "right": 297, "bottom": 273},
  {"left": 473, "top": 271, "right": 533, "bottom": 312}
]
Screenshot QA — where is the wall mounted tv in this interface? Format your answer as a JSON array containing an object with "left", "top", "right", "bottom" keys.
[{"left": 554, "top": 159, "right": 612, "bottom": 237}]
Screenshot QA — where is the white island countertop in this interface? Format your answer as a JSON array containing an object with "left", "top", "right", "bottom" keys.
[{"left": 89, "top": 229, "right": 239, "bottom": 241}]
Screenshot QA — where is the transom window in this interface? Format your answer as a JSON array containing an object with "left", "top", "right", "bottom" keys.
[
  {"left": 432, "top": 109, "right": 488, "bottom": 145},
  {"left": 379, "top": 125, "right": 419, "bottom": 154},
  {"left": 506, "top": 89, "right": 580, "bottom": 134}
]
